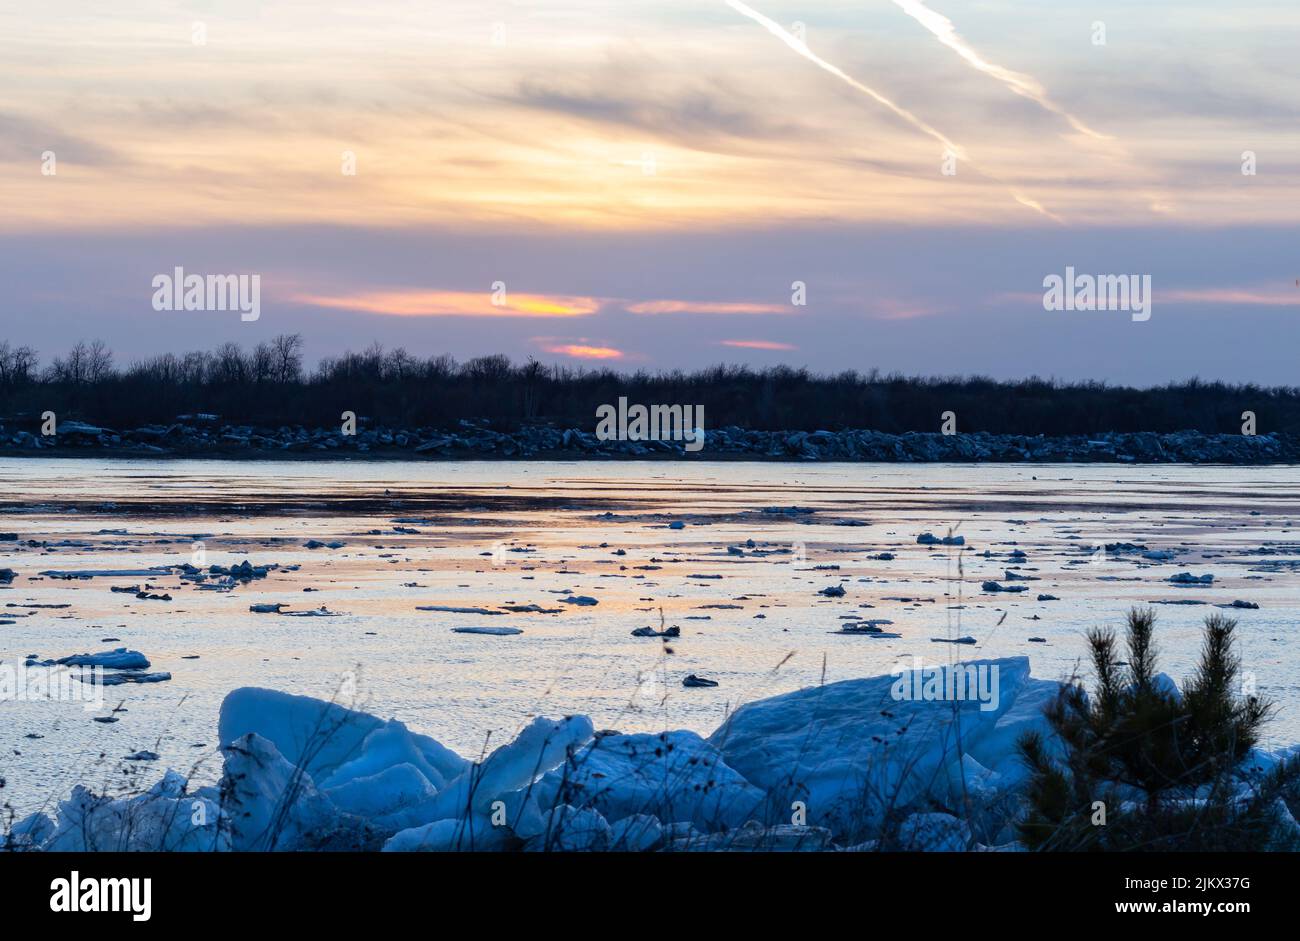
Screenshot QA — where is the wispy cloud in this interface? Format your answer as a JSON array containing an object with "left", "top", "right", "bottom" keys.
[
  {"left": 720, "top": 339, "right": 797, "bottom": 350},
  {"left": 1161, "top": 286, "right": 1300, "bottom": 306},
  {"left": 2, "top": 1, "right": 1286, "bottom": 230},
  {"left": 872, "top": 298, "right": 947, "bottom": 321},
  {"left": 504, "top": 78, "right": 797, "bottom": 145},
  {"left": 0, "top": 110, "right": 123, "bottom": 166},
  {"left": 541, "top": 343, "right": 625, "bottom": 359},
  {"left": 627, "top": 299, "right": 790, "bottom": 315},
  {"left": 291, "top": 289, "right": 602, "bottom": 317},
  {"left": 998, "top": 284, "right": 1300, "bottom": 308}
]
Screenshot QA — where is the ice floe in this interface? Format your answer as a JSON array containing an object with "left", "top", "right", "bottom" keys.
[
  {"left": 29, "top": 648, "right": 152, "bottom": 670},
  {"left": 13, "top": 657, "right": 1299, "bottom": 852}
]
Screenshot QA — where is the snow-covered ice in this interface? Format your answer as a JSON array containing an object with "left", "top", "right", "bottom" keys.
[{"left": 11, "top": 657, "right": 1300, "bottom": 852}]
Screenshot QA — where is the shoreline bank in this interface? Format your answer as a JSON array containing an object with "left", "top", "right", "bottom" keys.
[{"left": 1, "top": 423, "right": 1294, "bottom": 464}]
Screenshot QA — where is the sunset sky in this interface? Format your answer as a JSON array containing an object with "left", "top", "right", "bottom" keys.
[{"left": 3, "top": 1, "right": 1298, "bottom": 384}]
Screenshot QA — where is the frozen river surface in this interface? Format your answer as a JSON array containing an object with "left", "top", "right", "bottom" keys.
[{"left": 1, "top": 458, "right": 1298, "bottom": 815}]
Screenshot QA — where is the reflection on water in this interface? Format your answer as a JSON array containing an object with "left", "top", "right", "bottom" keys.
[{"left": 1, "top": 457, "right": 1298, "bottom": 815}]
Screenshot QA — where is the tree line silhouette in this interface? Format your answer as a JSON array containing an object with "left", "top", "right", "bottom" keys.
[{"left": 1, "top": 336, "right": 1296, "bottom": 436}]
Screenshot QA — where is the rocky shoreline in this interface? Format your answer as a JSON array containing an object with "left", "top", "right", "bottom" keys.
[{"left": 1, "top": 418, "right": 1294, "bottom": 463}]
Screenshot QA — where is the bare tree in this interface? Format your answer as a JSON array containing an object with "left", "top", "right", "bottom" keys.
[
  {"left": 360, "top": 342, "right": 385, "bottom": 379},
  {"left": 49, "top": 340, "right": 87, "bottom": 383},
  {"left": 85, "top": 339, "right": 113, "bottom": 382},
  {"left": 270, "top": 334, "right": 303, "bottom": 384},
  {"left": 465, "top": 354, "right": 511, "bottom": 382},
  {"left": 12, "top": 344, "right": 37, "bottom": 384},
  {"left": 127, "top": 353, "right": 179, "bottom": 384},
  {"left": 211, "top": 342, "right": 249, "bottom": 385},
  {"left": 424, "top": 354, "right": 457, "bottom": 380},
  {"left": 181, "top": 351, "right": 209, "bottom": 385},
  {"left": 251, "top": 342, "right": 275, "bottom": 384},
  {"left": 521, "top": 356, "right": 544, "bottom": 419},
  {"left": 0, "top": 341, "right": 35, "bottom": 387},
  {"left": 384, "top": 347, "right": 415, "bottom": 381},
  {"left": 47, "top": 339, "right": 112, "bottom": 384}
]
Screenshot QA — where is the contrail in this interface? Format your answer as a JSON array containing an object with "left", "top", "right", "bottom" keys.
[
  {"left": 725, "top": 0, "right": 965, "bottom": 160},
  {"left": 1011, "top": 191, "right": 1061, "bottom": 223},
  {"left": 891, "top": 0, "right": 1109, "bottom": 142},
  {"left": 725, "top": 0, "right": 1062, "bottom": 222}
]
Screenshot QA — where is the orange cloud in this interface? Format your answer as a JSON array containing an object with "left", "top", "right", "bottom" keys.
[
  {"left": 542, "top": 344, "right": 624, "bottom": 360},
  {"left": 720, "top": 339, "right": 797, "bottom": 350},
  {"left": 627, "top": 300, "right": 791, "bottom": 315},
  {"left": 291, "top": 289, "right": 601, "bottom": 318}
]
